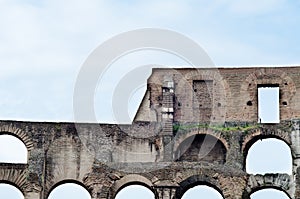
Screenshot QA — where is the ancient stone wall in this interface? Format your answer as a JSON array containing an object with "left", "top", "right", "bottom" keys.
[{"left": 0, "top": 67, "right": 299, "bottom": 198}]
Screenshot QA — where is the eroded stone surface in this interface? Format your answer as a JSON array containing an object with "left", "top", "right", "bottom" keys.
[{"left": 0, "top": 67, "right": 299, "bottom": 198}]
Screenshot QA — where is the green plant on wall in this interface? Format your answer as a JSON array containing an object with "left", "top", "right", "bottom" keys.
[{"left": 173, "top": 123, "right": 260, "bottom": 132}]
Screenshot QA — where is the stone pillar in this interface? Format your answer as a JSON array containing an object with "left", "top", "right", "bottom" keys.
[
  {"left": 23, "top": 183, "right": 42, "bottom": 199},
  {"left": 162, "top": 135, "right": 173, "bottom": 162},
  {"left": 155, "top": 186, "right": 177, "bottom": 199},
  {"left": 25, "top": 192, "right": 40, "bottom": 199},
  {"left": 218, "top": 175, "right": 247, "bottom": 199},
  {"left": 87, "top": 183, "right": 103, "bottom": 199},
  {"left": 161, "top": 76, "right": 174, "bottom": 162},
  {"left": 225, "top": 133, "right": 243, "bottom": 169},
  {"left": 291, "top": 120, "right": 300, "bottom": 169},
  {"left": 291, "top": 119, "right": 300, "bottom": 198},
  {"left": 91, "top": 187, "right": 99, "bottom": 199}
]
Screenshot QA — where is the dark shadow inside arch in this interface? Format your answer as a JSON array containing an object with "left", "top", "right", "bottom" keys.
[
  {"left": 175, "top": 134, "right": 226, "bottom": 164},
  {"left": 0, "top": 133, "right": 28, "bottom": 164},
  {"left": 0, "top": 180, "right": 24, "bottom": 198},
  {"left": 243, "top": 134, "right": 292, "bottom": 173},
  {"left": 246, "top": 186, "right": 291, "bottom": 199},
  {"left": 114, "top": 182, "right": 157, "bottom": 199},
  {"left": 176, "top": 175, "right": 224, "bottom": 199},
  {"left": 47, "top": 180, "right": 91, "bottom": 199}
]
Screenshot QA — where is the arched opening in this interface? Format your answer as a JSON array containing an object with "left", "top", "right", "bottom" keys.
[
  {"left": 250, "top": 188, "right": 290, "bottom": 199},
  {"left": 176, "top": 176, "right": 224, "bottom": 199},
  {"left": 0, "top": 134, "right": 27, "bottom": 163},
  {"left": 175, "top": 134, "right": 226, "bottom": 163},
  {"left": 115, "top": 184, "right": 155, "bottom": 199},
  {"left": 245, "top": 137, "right": 292, "bottom": 174},
  {"left": 48, "top": 182, "right": 91, "bottom": 199},
  {"left": 181, "top": 185, "right": 223, "bottom": 199},
  {"left": 0, "top": 183, "right": 24, "bottom": 199}
]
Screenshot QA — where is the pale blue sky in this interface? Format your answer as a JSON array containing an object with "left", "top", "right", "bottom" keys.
[
  {"left": 258, "top": 87, "right": 280, "bottom": 123},
  {"left": 0, "top": 0, "right": 298, "bottom": 198},
  {"left": 0, "top": 0, "right": 300, "bottom": 122}
]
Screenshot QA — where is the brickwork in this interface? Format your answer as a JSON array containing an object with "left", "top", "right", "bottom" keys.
[
  {"left": 193, "top": 80, "right": 213, "bottom": 122},
  {"left": 0, "top": 67, "right": 299, "bottom": 198}
]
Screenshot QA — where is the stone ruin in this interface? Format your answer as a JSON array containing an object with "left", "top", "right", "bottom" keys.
[{"left": 1, "top": 66, "right": 300, "bottom": 198}]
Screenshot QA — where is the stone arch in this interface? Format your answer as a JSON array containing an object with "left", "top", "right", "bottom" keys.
[
  {"left": 244, "top": 174, "right": 292, "bottom": 199},
  {"left": 0, "top": 181, "right": 24, "bottom": 198},
  {"left": 249, "top": 187, "right": 291, "bottom": 199},
  {"left": 45, "top": 133, "right": 94, "bottom": 195},
  {"left": 175, "top": 175, "right": 224, "bottom": 199},
  {"left": 175, "top": 69, "right": 230, "bottom": 123},
  {"left": 0, "top": 125, "right": 34, "bottom": 152},
  {"left": 47, "top": 179, "right": 91, "bottom": 198},
  {"left": 174, "top": 128, "right": 229, "bottom": 151},
  {"left": 110, "top": 174, "right": 157, "bottom": 199},
  {"left": 240, "top": 68, "right": 296, "bottom": 121},
  {"left": 242, "top": 129, "right": 291, "bottom": 153},
  {"left": 242, "top": 130, "right": 292, "bottom": 174},
  {"left": 173, "top": 128, "right": 228, "bottom": 163},
  {"left": 181, "top": 185, "right": 223, "bottom": 199},
  {"left": 0, "top": 167, "right": 27, "bottom": 193}
]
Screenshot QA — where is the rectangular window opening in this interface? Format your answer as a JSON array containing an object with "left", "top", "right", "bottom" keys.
[
  {"left": 258, "top": 84, "right": 279, "bottom": 123},
  {"left": 193, "top": 80, "right": 213, "bottom": 122}
]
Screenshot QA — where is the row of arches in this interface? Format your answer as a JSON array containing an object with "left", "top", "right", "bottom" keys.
[
  {"left": 0, "top": 181, "right": 291, "bottom": 199},
  {"left": 175, "top": 132, "right": 293, "bottom": 175},
  {"left": 0, "top": 133, "right": 293, "bottom": 175},
  {"left": 0, "top": 182, "right": 90, "bottom": 199}
]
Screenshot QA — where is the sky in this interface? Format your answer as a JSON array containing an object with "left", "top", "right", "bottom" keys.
[
  {"left": 258, "top": 87, "right": 280, "bottom": 123},
  {"left": 0, "top": 0, "right": 299, "bottom": 198},
  {"left": 1, "top": 0, "right": 300, "bottom": 123}
]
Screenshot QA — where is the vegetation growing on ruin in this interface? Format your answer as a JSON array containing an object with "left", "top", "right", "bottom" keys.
[{"left": 173, "top": 123, "right": 260, "bottom": 132}]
